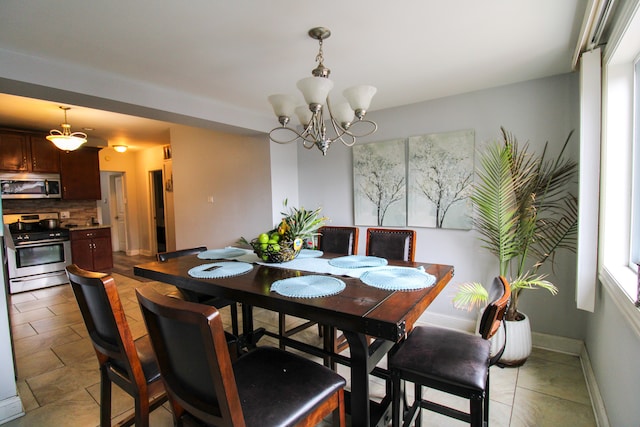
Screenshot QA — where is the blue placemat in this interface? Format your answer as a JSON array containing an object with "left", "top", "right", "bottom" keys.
[
  {"left": 197, "top": 248, "right": 247, "bottom": 260},
  {"left": 359, "top": 267, "right": 436, "bottom": 291},
  {"left": 271, "top": 275, "right": 346, "bottom": 298},
  {"left": 188, "top": 262, "right": 253, "bottom": 279},
  {"left": 297, "top": 249, "right": 324, "bottom": 258},
  {"left": 328, "top": 255, "right": 388, "bottom": 269}
]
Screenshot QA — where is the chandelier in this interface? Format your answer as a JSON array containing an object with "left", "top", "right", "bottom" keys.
[
  {"left": 268, "top": 27, "right": 378, "bottom": 156},
  {"left": 46, "top": 106, "right": 87, "bottom": 151}
]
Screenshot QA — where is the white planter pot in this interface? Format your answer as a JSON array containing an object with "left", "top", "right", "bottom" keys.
[{"left": 490, "top": 313, "right": 532, "bottom": 366}]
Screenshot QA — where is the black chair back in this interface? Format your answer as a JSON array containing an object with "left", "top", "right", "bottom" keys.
[
  {"left": 317, "top": 226, "right": 359, "bottom": 255},
  {"left": 66, "top": 264, "right": 166, "bottom": 427},
  {"left": 157, "top": 246, "right": 207, "bottom": 262},
  {"left": 366, "top": 228, "right": 416, "bottom": 261},
  {"left": 137, "top": 285, "right": 347, "bottom": 427},
  {"left": 137, "top": 285, "right": 243, "bottom": 425}
]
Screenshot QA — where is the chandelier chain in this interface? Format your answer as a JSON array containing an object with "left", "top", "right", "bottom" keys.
[{"left": 315, "top": 38, "right": 324, "bottom": 66}]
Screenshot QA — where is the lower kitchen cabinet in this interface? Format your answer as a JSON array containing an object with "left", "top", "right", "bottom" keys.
[{"left": 70, "top": 227, "right": 113, "bottom": 271}]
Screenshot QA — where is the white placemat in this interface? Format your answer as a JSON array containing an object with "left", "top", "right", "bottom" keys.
[
  {"left": 359, "top": 267, "right": 436, "bottom": 291},
  {"left": 328, "top": 255, "right": 388, "bottom": 268},
  {"left": 197, "top": 248, "right": 248, "bottom": 260},
  {"left": 297, "top": 249, "right": 324, "bottom": 258},
  {"left": 271, "top": 275, "right": 346, "bottom": 298},
  {"left": 188, "top": 262, "right": 253, "bottom": 279}
]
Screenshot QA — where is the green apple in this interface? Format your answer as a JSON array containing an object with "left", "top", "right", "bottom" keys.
[{"left": 258, "top": 233, "right": 269, "bottom": 244}]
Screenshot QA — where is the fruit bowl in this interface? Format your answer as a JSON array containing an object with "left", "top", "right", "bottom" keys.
[{"left": 250, "top": 238, "right": 302, "bottom": 263}]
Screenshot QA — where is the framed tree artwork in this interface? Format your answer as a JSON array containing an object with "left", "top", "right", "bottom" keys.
[
  {"left": 353, "top": 138, "right": 407, "bottom": 226},
  {"left": 407, "top": 129, "right": 474, "bottom": 229}
]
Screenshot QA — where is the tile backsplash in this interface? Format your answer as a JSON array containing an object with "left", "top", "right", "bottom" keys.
[{"left": 2, "top": 199, "right": 98, "bottom": 227}]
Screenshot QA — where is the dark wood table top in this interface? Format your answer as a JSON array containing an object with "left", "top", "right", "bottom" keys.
[{"left": 134, "top": 255, "right": 454, "bottom": 343}]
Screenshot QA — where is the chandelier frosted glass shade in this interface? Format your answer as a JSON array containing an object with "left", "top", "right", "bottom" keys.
[
  {"left": 267, "top": 27, "right": 378, "bottom": 156},
  {"left": 296, "top": 77, "right": 334, "bottom": 106},
  {"left": 46, "top": 107, "right": 87, "bottom": 151},
  {"left": 343, "top": 85, "right": 377, "bottom": 115}
]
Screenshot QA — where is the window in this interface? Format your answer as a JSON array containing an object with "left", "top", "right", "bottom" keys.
[
  {"left": 631, "top": 59, "right": 640, "bottom": 278},
  {"left": 599, "top": 2, "right": 640, "bottom": 333}
]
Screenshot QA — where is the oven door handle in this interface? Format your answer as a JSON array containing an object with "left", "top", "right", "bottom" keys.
[{"left": 15, "top": 239, "right": 69, "bottom": 247}]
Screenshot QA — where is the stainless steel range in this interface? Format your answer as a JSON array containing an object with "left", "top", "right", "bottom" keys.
[{"left": 3, "top": 212, "right": 71, "bottom": 294}]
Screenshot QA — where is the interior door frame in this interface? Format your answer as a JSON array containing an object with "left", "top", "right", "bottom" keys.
[{"left": 148, "top": 169, "right": 165, "bottom": 255}]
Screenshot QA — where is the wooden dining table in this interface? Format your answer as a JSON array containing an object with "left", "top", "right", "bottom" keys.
[{"left": 133, "top": 252, "right": 454, "bottom": 427}]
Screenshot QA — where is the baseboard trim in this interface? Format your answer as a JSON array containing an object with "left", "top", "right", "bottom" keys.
[
  {"left": 579, "top": 345, "right": 610, "bottom": 427},
  {"left": 0, "top": 395, "right": 24, "bottom": 424}
]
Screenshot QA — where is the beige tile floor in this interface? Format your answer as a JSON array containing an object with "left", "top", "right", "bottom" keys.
[{"left": 3, "top": 253, "right": 597, "bottom": 426}]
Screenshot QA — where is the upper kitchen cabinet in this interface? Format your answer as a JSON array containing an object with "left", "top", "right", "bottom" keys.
[
  {"left": 30, "top": 134, "right": 61, "bottom": 172},
  {"left": 59, "top": 147, "right": 101, "bottom": 200},
  {"left": 0, "top": 129, "right": 60, "bottom": 173}
]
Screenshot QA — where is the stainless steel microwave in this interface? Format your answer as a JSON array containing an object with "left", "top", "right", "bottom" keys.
[{"left": 0, "top": 173, "right": 62, "bottom": 199}]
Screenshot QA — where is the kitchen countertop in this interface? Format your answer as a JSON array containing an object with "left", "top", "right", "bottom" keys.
[{"left": 64, "top": 224, "right": 111, "bottom": 231}]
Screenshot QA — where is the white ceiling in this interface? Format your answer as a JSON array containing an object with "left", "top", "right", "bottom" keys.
[{"left": 0, "top": 1, "right": 588, "bottom": 151}]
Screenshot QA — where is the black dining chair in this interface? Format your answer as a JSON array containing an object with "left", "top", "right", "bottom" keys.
[
  {"left": 136, "top": 284, "right": 347, "bottom": 427},
  {"left": 278, "top": 226, "right": 359, "bottom": 355},
  {"left": 66, "top": 264, "right": 167, "bottom": 427},
  {"left": 366, "top": 227, "right": 416, "bottom": 262},
  {"left": 390, "top": 276, "right": 511, "bottom": 427},
  {"left": 317, "top": 226, "right": 359, "bottom": 255},
  {"left": 157, "top": 246, "right": 240, "bottom": 336}
]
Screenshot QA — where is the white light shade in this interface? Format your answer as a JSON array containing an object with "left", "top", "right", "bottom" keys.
[
  {"left": 295, "top": 105, "right": 313, "bottom": 126},
  {"left": 268, "top": 94, "right": 297, "bottom": 118},
  {"left": 332, "top": 102, "right": 354, "bottom": 126},
  {"left": 296, "top": 76, "right": 334, "bottom": 105},
  {"left": 46, "top": 134, "right": 86, "bottom": 151},
  {"left": 343, "top": 85, "right": 377, "bottom": 111},
  {"left": 113, "top": 145, "right": 128, "bottom": 153}
]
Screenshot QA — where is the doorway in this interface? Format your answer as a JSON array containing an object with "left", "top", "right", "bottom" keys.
[
  {"left": 110, "top": 173, "right": 127, "bottom": 252},
  {"left": 151, "top": 170, "right": 166, "bottom": 253}
]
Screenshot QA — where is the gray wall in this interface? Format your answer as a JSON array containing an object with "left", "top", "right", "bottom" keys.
[
  {"left": 586, "top": 284, "right": 640, "bottom": 426},
  {"left": 297, "top": 72, "right": 589, "bottom": 340}
]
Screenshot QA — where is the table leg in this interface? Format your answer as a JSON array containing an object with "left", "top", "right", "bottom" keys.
[
  {"left": 237, "top": 304, "right": 264, "bottom": 350},
  {"left": 343, "top": 330, "right": 371, "bottom": 427}
]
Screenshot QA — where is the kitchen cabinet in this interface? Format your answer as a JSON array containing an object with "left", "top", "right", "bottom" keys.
[
  {"left": 70, "top": 227, "right": 113, "bottom": 271},
  {"left": 30, "top": 134, "right": 60, "bottom": 172},
  {"left": 0, "top": 129, "right": 60, "bottom": 173},
  {"left": 59, "top": 146, "right": 101, "bottom": 200}
]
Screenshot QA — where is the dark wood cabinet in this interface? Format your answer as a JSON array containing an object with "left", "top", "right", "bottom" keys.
[
  {"left": 29, "top": 134, "right": 60, "bottom": 173},
  {"left": 70, "top": 227, "right": 113, "bottom": 271},
  {"left": 59, "top": 147, "right": 101, "bottom": 200},
  {"left": 0, "top": 130, "right": 31, "bottom": 172},
  {"left": 0, "top": 129, "right": 60, "bottom": 173}
]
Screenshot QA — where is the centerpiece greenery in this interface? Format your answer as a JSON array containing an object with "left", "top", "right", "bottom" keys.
[
  {"left": 453, "top": 127, "right": 578, "bottom": 323},
  {"left": 240, "top": 199, "right": 326, "bottom": 263}
]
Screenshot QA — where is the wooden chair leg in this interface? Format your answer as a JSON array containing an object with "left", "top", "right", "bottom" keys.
[
  {"left": 415, "top": 383, "right": 422, "bottom": 427},
  {"left": 134, "top": 395, "right": 150, "bottom": 427},
  {"left": 392, "top": 371, "right": 402, "bottom": 427},
  {"left": 278, "top": 312, "right": 286, "bottom": 350},
  {"left": 484, "top": 373, "right": 490, "bottom": 424},
  {"left": 99, "top": 367, "right": 111, "bottom": 427},
  {"left": 230, "top": 303, "right": 239, "bottom": 336},
  {"left": 470, "top": 396, "right": 483, "bottom": 427}
]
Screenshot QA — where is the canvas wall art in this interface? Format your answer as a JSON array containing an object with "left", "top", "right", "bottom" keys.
[
  {"left": 353, "top": 138, "right": 407, "bottom": 226},
  {"left": 353, "top": 129, "right": 474, "bottom": 230},
  {"left": 407, "top": 129, "right": 474, "bottom": 229}
]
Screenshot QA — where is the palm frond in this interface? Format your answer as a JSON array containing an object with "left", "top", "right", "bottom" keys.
[
  {"left": 452, "top": 282, "right": 489, "bottom": 311},
  {"left": 471, "top": 142, "right": 520, "bottom": 275},
  {"left": 510, "top": 274, "right": 558, "bottom": 295}
]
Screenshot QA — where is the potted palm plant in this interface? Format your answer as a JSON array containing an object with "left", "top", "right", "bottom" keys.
[{"left": 454, "top": 127, "right": 578, "bottom": 366}]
